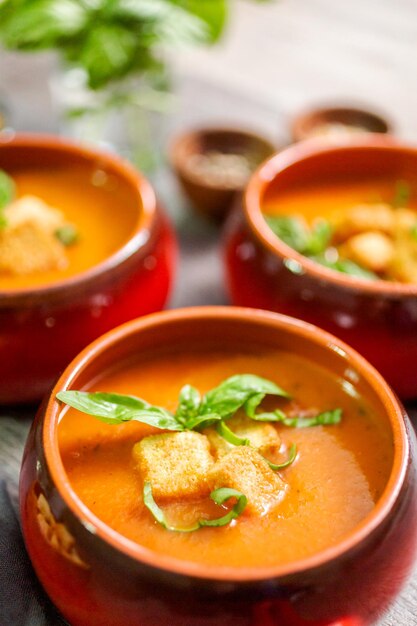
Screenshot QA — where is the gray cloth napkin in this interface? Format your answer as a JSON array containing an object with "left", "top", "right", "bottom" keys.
[{"left": 0, "top": 481, "right": 67, "bottom": 626}]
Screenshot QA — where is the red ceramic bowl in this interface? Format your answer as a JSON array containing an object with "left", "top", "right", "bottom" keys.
[
  {"left": 224, "top": 137, "right": 417, "bottom": 399},
  {"left": 0, "top": 133, "right": 177, "bottom": 404},
  {"left": 20, "top": 307, "right": 417, "bottom": 626}
]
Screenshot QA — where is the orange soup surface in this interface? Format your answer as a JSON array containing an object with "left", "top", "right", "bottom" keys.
[
  {"left": 58, "top": 348, "right": 393, "bottom": 569},
  {"left": 263, "top": 177, "right": 417, "bottom": 221},
  {"left": 0, "top": 165, "right": 139, "bottom": 290}
]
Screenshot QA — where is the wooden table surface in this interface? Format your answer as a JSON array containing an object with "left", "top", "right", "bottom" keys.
[{"left": 0, "top": 1, "right": 416, "bottom": 623}]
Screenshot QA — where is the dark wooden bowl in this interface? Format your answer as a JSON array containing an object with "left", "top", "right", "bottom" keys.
[
  {"left": 291, "top": 106, "right": 392, "bottom": 143},
  {"left": 170, "top": 127, "right": 276, "bottom": 223}
]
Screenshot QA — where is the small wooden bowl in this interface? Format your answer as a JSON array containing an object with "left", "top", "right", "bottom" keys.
[
  {"left": 170, "top": 127, "right": 276, "bottom": 222},
  {"left": 291, "top": 106, "right": 392, "bottom": 143}
]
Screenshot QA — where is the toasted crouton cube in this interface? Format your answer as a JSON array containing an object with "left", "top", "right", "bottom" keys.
[
  {"left": 331, "top": 203, "right": 395, "bottom": 243},
  {"left": 205, "top": 416, "right": 281, "bottom": 460},
  {"left": 208, "top": 447, "right": 287, "bottom": 516},
  {"left": 133, "top": 431, "right": 214, "bottom": 501},
  {"left": 0, "top": 195, "right": 67, "bottom": 274},
  {"left": 340, "top": 231, "right": 395, "bottom": 273}
]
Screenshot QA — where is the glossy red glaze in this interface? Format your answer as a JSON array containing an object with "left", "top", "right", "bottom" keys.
[
  {"left": 224, "top": 138, "right": 417, "bottom": 398},
  {"left": 0, "top": 134, "right": 176, "bottom": 403},
  {"left": 20, "top": 307, "right": 417, "bottom": 626}
]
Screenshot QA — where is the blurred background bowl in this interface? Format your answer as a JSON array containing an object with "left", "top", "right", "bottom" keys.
[
  {"left": 224, "top": 137, "right": 417, "bottom": 399},
  {"left": 170, "top": 127, "right": 276, "bottom": 223},
  {"left": 291, "top": 105, "right": 392, "bottom": 143}
]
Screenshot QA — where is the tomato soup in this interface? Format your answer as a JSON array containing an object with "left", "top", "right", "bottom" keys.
[
  {"left": 0, "top": 164, "right": 139, "bottom": 290},
  {"left": 58, "top": 348, "right": 393, "bottom": 569}
]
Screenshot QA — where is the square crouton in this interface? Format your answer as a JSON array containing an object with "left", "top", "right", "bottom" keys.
[
  {"left": 208, "top": 447, "right": 287, "bottom": 516},
  {"left": 0, "top": 196, "right": 67, "bottom": 274},
  {"left": 205, "top": 416, "right": 281, "bottom": 460},
  {"left": 133, "top": 431, "right": 214, "bottom": 501}
]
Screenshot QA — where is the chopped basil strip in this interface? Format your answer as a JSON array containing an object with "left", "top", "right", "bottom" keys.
[
  {"left": 266, "top": 215, "right": 332, "bottom": 256},
  {"left": 279, "top": 408, "right": 343, "bottom": 428},
  {"left": 217, "top": 420, "right": 250, "bottom": 446},
  {"left": 265, "top": 443, "right": 297, "bottom": 470},
  {"left": 55, "top": 224, "right": 79, "bottom": 246},
  {"left": 393, "top": 179, "right": 411, "bottom": 208},
  {"left": 0, "top": 169, "right": 15, "bottom": 228},
  {"left": 143, "top": 482, "right": 247, "bottom": 532}
]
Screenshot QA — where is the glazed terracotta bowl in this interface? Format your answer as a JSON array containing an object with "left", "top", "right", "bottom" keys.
[
  {"left": 224, "top": 137, "right": 417, "bottom": 398},
  {"left": 291, "top": 106, "right": 391, "bottom": 143},
  {"left": 170, "top": 127, "right": 276, "bottom": 222},
  {"left": 0, "top": 133, "right": 176, "bottom": 404},
  {"left": 20, "top": 307, "right": 417, "bottom": 626}
]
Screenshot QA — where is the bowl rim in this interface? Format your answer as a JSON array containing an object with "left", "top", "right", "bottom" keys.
[
  {"left": 169, "top": 125, "right": 276, "bottom": 191},
  {"left": 244, "top": 135, "right": 417, "bottom": 296},
  {"left": 291, "top": 104, "right": 392, "bottom": 141},
  {"left": 0, "top": 132, "right": 157, "bottom": 303},
  {"left": 42, "top": 306, "right": 409, "bottom": 582}
]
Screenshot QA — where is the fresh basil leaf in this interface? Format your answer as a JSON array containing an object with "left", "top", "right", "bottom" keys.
[
  {"left": 169, "top": 0, "right": 227, "bottom": 43},
  {"left": 0, "top": 0, "right": 87, "bottom": 49},
  {"left": 57, "top": 390, "right": 182, "bottom": 430},
  {"left": 266, "top": 215, "right": 310, "bottom": 253},
  {"left": 216, "top": 421, "right": 250, "bottom": 446},
  {"left": 0, "top": 169, "right": 15, "bottom": 228},
  {"left": 143, "top": 482, "right": 247, "bottom": 532},
  {"left": 175, "top": 384, "right": 201, "bottom": 425},
  {"left": 311, "top": 254, "right": 378, "bottom": 280},
  {"left": 304, "top": 219, "right": 333, "bottom": 255},
  {"left": 55, "top": 224, "right": 79, "bottom": 246},
  {"left": 77, "top": 24, "right": 138, "bottom": 89},
  {"left": 200, "top": 374, "right": 290, "bottom": 419},
  {"left": 184, "top": 413, "right": 222, "bottom": 431},
  {"left": 280, "top": 408, "right": 342, "bottom": 428},
  {"left": 393, "top": 179, "right": 411, "bottom": 208},
  {"left": 265, "top": 443, "right": 297, "bottom": 470}
]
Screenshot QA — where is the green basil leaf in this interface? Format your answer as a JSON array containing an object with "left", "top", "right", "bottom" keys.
[
  {"left": 393, "top": 179, "right": 411, "bottom": 208},
  {"left": 78, "top": 24, "right": 138, "bottom": 89},
  {"left": 55, "top": 224, "right": 79, "bottom": 246},
  {"left": 200, "top": 374, "right": 290, "bottom": 419},
  {"left": 169, "top": 0, "right": 227, "bottom": 43},
  {"left": 265, "top": 443, "right": 297, "bottom": 470},
  {"left": 0, "top": 169, "right": 15, "bottom": 228},
  {"left": 0, "top": 0, "right": 87, "bottom": 49},
  {"left": 246, "top": 408, "right": 288, "bottom": 422},
  {"left": 175, "top": 384, "right": 201, "bottom": 425},
  {"left": 266, "top": 215, "right": 310, "bottom": 253},
  {"left": 311, "top": 254, "right": 378, "bottom": 280},
  {"left": 143, "top": 482, "right": 247, "bottom": 532},
  {"left": 184, "top": 413, "right": 222, "bottom": 431},
  {"left": 280, "top": 408, "right": 342, "bottom": 428},
  {"left": 57, "top": 390, "right": 182, "bottom": 430},
  {"left": 217, "top": 420, "right": 250, "bottom": 446},
  {"left": 304, "top": 219, "right": 333, "bottom": 255}
]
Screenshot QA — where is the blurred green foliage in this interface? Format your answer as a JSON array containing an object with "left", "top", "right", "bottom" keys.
[{"left": 0, "top": 0, "right": 228, "bottom": 89}]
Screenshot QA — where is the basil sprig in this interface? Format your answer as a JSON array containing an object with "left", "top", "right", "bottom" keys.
[
  {"left": 0, "top": 169, "right": 15, "bottom": 228},
  {"left": 57, "top": 374, "right": 290, "bottom": 431},
  {"left": 143, "top": 482, "right": 247, "bottom": 532}
]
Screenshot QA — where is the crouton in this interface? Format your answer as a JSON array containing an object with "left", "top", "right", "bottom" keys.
[
  {"left": 133, "top": 431, "right": 214, "bottom": 501},
  {"left": 331, "top": 203, "right": 395, "bottom": 242},
  {"left": 0, "top": 195, "right": 68, "bottom": 274},
  {"left": 205, "top": 415, "right": 281, "bottom": 460},
  {"left": 340, "top": 231, "right": 394, "bottom": 273},
  {"left": 208, "top": 447, "right": 287, "bottom": 516}
]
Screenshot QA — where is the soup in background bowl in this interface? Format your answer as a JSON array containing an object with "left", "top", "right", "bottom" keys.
[
  {"left": 20, "top": 307, "right": 417, "bottom": 626},
  {"left": 224, "top": 137, "right": 417, "bottom": 398},
  {"left": 0, "top": 133, "right": 176, "bottom": 403}
]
